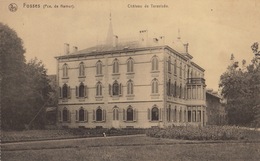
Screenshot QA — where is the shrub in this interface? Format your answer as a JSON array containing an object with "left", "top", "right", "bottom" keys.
[{"left": 146, "top": 126, "right": 260, "bottom": 140}]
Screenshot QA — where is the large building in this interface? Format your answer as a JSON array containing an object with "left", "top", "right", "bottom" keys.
[{"left": 55, "top": 19, "right": 207, "bottom": 129}]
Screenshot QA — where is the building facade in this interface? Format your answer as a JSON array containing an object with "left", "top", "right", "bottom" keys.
[
  {"left": 55, "top": 22, "right": 207, "bottom": 128},
  {"left": 206, "top": 89, "right": 226, "bottom": 125}
]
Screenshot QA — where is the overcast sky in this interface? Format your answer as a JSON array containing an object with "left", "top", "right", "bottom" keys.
[{"left": 1, "top": 0, "right": 260, "bottom": 91}]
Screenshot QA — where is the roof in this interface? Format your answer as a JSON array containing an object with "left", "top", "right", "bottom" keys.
[{"left": 55, "top": 41, "right": 205, "bottom": 72}]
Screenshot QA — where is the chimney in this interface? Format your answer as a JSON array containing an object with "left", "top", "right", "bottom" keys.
[
  {"left": 184, "top": 43, "right": 189, "bottom": 53},
  {"left": 72, "top": 46, "right": 78, "bottom": 53},
  {"left": 139, "top": 30, "right": 148, "bottom": 47},
  {"left": 64, "top": 43, "right": 70, "bottom": 55},
  {"left": 113, "top": 35, "right": 118, "bottom": 47}
]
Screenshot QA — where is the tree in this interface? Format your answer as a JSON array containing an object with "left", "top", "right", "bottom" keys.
[
  {"left": 0, "top": 23, "right": 53, "bottom": 130},
  {"left": 219, "top": 44, "right": 260, "bottom": 127},
  {"left": 0, "top": 23, "right": 27, "bottom": 130}
]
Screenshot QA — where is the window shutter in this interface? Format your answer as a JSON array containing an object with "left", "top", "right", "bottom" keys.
[
  {"left": 59, "top": 87, "right": 62, "bottom": 98},
  {"left": 159, "top": 108, "right": 163, "bottom": 121},
  {"left": 84, "top": 85, "right": 88, "bottom": 98},
  {"left": 59, "top": 110, "right": 62, "bottom": 122},
  {"left": 133, "top": 109, "right": 137, "bottom": 122},
  {"left": 148, "top": 108, "right": 151, "bottom": 121},
  {"left": 75, "top": 110, "right": 78, "bottom": 122},
  {"left": 102, "top": 109, "right": 106, "bottom": 121},
  {"left": 123, "top": 109, "right": 126, "bottom": 121},
  {"left": 84, "top": 110, "right": 88, "bottom": 122},
  {"left": 68, "top": 86, "right": 71, "bottom": 98},
  {"left": 109, "top": 84, "right": 112, "bottom": 96},
  {"left": 75, "top": 86, "right": 78, "bottom": 98},
  {"left": 93, "top": 110, "right": 96, "bottom": 121},
  {"left": 68, "top": 110, "right": 71, "bottom": 122},
  {"left": 119, "top": 83, "right": 122, "bottom": 96}
]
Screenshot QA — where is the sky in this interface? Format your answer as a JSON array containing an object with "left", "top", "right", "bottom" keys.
[{"left": 1, "top": 0, "right": 260, "bottom": 91}]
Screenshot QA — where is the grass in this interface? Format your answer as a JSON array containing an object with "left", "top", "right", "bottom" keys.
[{"left": 2, "top": 135, "right": 260, "bottom": 161}]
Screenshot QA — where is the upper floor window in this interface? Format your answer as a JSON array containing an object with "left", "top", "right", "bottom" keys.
[
  {"left": 167, "top": 79, "right": 171, "bottom": 96},
  {"left": 96, "top": 60, "right": 102, "bottom": 75},
  {"left": 113, "top": 59, "right": 119, "bottom": 74},
  {"left": 127, "top": 58, "right": 134, "bottom": 73},
  {"left": 76, "top": 83, "right": 88, "bottom": 98},
  {"left": 168, "top": 56, "right": 171, "bottom": 73},
  {"left": 151, "top": 56, "right": 159, "bottom": 71},
  {"left": 62, "top": 63, "right": 68, "bottom": 78},
  {"left": 174, "top": 59, "right": 177, "bottom": 75},
  {"left": 109, "top": 81, "right": 122, "bottom": 96},
  {"left": 174, "top": 81, "right": 177, "bottom": 97},
  {"left": 127, "top": 80, "right": 134, "bottom": 95},
  {"left": 151, "top": 79, "right": 159, "bottom": 94},
  {"left": 61, "top": 84, "right": 70, "bottom": 99},
  {"left": 79, "top": 62, "right": 85, "bottom": 77},
  {"left": 179, "top": 84, "right": 182, "bottom": 98},
  {"left": 180, "top": 62, "right": 182, "bottom": 77},
  {"left": 184, "top": 65, "right": 186, "bottom": 79},
  {"left": 96, "top": 82, "right": 102, "bottom": 96}
]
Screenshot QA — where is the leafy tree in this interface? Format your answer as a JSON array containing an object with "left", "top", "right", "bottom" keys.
[
  {"left": 0, "top": 23, "right": 53, "bottom": 130},
  {"left": 0, "top": 23, "right": 27, "bottom": 130},
  {"left": 219, "top": 43, "right": 260, "bottom": 127}
]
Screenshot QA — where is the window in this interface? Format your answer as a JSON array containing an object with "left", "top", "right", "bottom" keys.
[
  {"left": 174, "top": 81, "right": 177, "bottom": 97},
  {"left": 180, "top": 62, "right": 182, "bottom": 77},
  {"left": 62, "top": 63, "right": 68, "bottom": 78},
  {"left": 152, "top": 79, "right": 159, "bottom": 94},
  {"left": 96, "top": 108, "right": 102, "bottom": 121},
  {"left": 197, "top": 110, "right": 201, "bottom": 122},
  {"left": 79, "top": 83, "right": 84, "bottom": 98},
  {"left": 113, "top": 81, "right": 119, "bottom": 96},
  {"left": 62, "top": 107, "right": 69, "bottom": 122},
  {"left": 79, "top": 62, "right": 85, "bottom": 77},
  {"left": 174, "top": 59, "right": 177, "bottom": 75},
  {"left": 126, "top": 107, "right": 134, "bottom": 121},
  {"left": 96, "top": 60, "right": 102, "bottom": 75},
  {"left": 167, "top": 106, "right": 171, "bottom": 122},
  {"left": 113, "top": 107, "right": 119, "bottom": 121},
  {"left": 151, "top": 107, "right": 159, "bottom": 121},
  {"left": 184, "top": 65, "right": 186, "bottom": 79},
  {"left": 76, "top": 108, "right": 88, "bottom": 122},
  {"left": 151, "top": 56, "right": 159, "bottom": 71},
  {"left": 96, "top": 82, "right": 102, "bottom": 96},
  {"left": 61, "top": 84, "right": 70, "bottom": 98},
  {"left": 93, "top": 107, "right": 106, "bottom": 122},
  {"left": 174, "top": 108, "right": 177, "bottom": 122},
  {"left": 179, "top": 84, "right": 182, "bottom": 98},
  {"left": 109, "top": 81, "right": 122, "bottom": 96},
  {"left": 167, "top": 79, "right": 171, "bottom": 96},
  {"left": 127, "top": 58, "right": 134, "bottom": 73},
  {"left": 192, "top": 110, "right": 196, "bottom": 122},
  {"left": 188, "top": 110, "right": 191, "bottom": 122},
  {"left": 179, "top": 109, "right": 182, "bottom": 122},
  {"left": 127, "top": 80, "right": 134, "bottom": 95},
  {"left": 113, "top": 59, "right": 119, "bottom": 73},
  {"left": 168, "top": 56, "right": 171, "bottom": 73}
]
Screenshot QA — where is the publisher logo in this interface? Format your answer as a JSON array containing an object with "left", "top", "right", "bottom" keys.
[{"left": 9, "top": 3, "right": 18, "bottom": 12}]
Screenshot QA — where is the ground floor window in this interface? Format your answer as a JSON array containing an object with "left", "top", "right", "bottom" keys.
[
  {"left": 188, "top": 110, "right": 191, "bottom": 122},
  {"left": 127, "top": 108, "right": 134, "bottom": 121},
  {"left": 151, "top": 107, "right": 159, "bottom": 121},
  {"left": 96, "top": 109, "right": 102, "bottom": 121},
  {"left": 197, "top": 110, "right": 201, "bottom": 122},
  {"left": 113, "top": 107, "right": 119, "bottom": 121},
  {"left": 192, "top": 110, "right": 196, "bottom": 122}
]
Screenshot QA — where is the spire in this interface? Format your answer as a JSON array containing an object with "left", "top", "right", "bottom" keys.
[{"left": 106, "top": 12, "right": 114, "bottom": 46}]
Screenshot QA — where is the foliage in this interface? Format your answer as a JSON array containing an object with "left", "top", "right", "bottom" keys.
[
  {"left": 219, "top": 43, "right": 260, "bottom": 126},
  {"left": 0, "top": 23, "right": 52, "bottom": 130},
  {"left": 146, "top": 126, "right": 260, "bottom": 140}
]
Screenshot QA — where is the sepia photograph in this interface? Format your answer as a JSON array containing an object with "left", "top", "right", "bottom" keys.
[{"left": 0, "top": 0, "right": 260, "bottom": 160}]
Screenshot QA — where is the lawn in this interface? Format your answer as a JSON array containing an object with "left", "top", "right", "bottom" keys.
[{"left": 2, "top": 135, "right": 260, "bottom": 161}]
